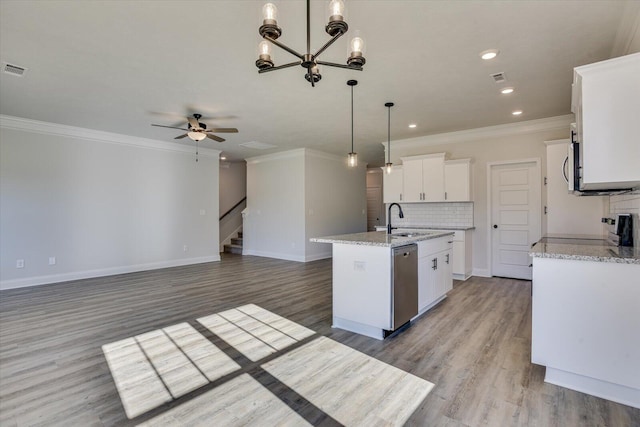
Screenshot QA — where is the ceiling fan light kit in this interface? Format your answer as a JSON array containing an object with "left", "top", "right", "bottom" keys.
[{"left": 255, "top": 0, "right": 366, "bottom": 87}]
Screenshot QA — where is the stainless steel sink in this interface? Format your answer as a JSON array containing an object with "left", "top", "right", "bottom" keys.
[{"left": 392, "top": 232, "right": 427, "bottom": 238}]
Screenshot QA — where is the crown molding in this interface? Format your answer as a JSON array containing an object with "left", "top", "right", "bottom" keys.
[
  {"left": 0, "top": 114, "right": 221, "bottom": 158},
  {"left": 381, "top": 114, "right": 573, "bottom": 151}
]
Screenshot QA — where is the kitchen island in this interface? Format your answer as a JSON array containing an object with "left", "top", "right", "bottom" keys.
[
  {"left": 311, "top": 231, "right": 454, "bottom": 340},
  {"left": 530, "top": 237, "right": 640, "bottom": 408}
]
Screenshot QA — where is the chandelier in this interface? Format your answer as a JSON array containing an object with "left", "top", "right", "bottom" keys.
[{"left": 255, "top": 0, "right": 366, "bottom": 87}]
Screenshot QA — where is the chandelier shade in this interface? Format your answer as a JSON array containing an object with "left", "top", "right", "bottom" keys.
[{"left": 255, "top": 0, "right": 366, "bottom": 87}]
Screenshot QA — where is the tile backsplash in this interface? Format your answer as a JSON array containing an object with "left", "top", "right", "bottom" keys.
[
  {"left": 608, "top": 193, "right": 640, "bottom": 246},
  {"left": 387, "top": 202, "right": 474, "bottom": 228}
]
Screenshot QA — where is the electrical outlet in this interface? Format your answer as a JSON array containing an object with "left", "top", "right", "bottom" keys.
[
  {"left": 183, "top": 245, "right": 188, "bottom": 252},
  {"left": 354, "top": 261, "right": 366, "bottom": 272},
  {"left": 48, "top": 257, "right": 56, "bottom": 265},
  {"left": 16, "top": 259, "right": 24, "bottom": 268},
  {"left": 200, "top": 209, "right": 205, "bottom": 216}
]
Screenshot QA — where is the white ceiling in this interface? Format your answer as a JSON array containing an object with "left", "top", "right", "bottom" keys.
[{"left": 1, "top": 1, "right": 637, "bottom": 166}]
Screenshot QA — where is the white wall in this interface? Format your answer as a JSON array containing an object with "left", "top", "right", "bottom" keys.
[
  {"left": 244, "top": 149, "right": 366, "bottom": 262},
  {"left": 244, "top": 150, "right": 306, "bottom": 261},
  {"left": 386, "top": 116, "right": 572, "bottom": 276},
  {"left": 304, "top": 150, "right": 367, "bottom": 261},
  {"left": 0, "top": 117, "right": 220, "bottom": 289}
]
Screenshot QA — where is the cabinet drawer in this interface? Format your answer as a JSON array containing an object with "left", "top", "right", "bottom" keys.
[{"left": 418, "top": 237, "right": 452, "bottom": 257}]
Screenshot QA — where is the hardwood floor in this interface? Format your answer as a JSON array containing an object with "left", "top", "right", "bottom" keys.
[{"left": 1, "top": 254, "right": 638, "bottom": 426}]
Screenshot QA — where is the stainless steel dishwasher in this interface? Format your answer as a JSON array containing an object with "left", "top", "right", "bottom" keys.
[{"left": 387, "top": 244, "right": 418, "bottom": 337}]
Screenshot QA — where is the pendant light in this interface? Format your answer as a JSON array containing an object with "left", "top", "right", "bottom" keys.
[
  {"left": 385, "top": 102, "right": 394, "bottom": 174},
  {"left": 347, "top": 80, "right": 358, "bottom": 167}
]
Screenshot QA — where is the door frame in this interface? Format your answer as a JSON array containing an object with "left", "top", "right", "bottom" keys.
[{"left": 486, "top": 158, "right": 542, "bottom": 278}]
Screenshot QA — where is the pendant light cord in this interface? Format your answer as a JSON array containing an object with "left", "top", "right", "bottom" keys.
[
  {"left": 387, "top": 106, "right": 391, "bottom": 163},
  {"left": 351, "top": 85, "right": 354, "bottom": 153}
]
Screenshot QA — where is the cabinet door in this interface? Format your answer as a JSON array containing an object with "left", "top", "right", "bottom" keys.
[
  {"left": 422, "top": 157, "right": 445, "bottom": 201},
  {"left": 418, "top": 255, "right": 433, "bottom": 310},
  {"left": 382, "top": 166, "right": 404, "bottom": 203},
  {"left": 441, "top": 249, "right": 453, "bottom": 294},
  {"left": 452, "top": 241, "right": 464, "bottom": 276},
  {"left": 444, "top": 161, "right": 470, "bottom": 201},
  {"left": 402, "top": 159, "right": 424, "bottom": 202}
]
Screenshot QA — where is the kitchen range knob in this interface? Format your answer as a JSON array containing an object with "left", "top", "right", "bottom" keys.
[{"left": 493, "top": 224, "right": 498, "bottom": 229}]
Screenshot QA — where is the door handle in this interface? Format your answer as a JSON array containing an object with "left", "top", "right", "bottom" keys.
[
  {"left": 562, "top": 155, "right": 569, "bottom": 184},
  {"left": 493, "top": 224, "right": 498, "bottom": 229},
  {"left": 432, "top": 258, "right": 437, "bottom": 270},
  {"left": 446, "top": 254, "right": 450, "bottom": 264}
]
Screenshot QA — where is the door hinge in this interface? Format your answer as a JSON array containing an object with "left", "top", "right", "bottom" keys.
[
  {"left": 544, "top": 206, "right": 548, "bottom": 215},
  {"left": 544, "top": 177, "right": 547, "bottom": 185}
]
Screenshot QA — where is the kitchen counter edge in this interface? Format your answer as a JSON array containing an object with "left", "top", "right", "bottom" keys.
[
  {"left": 530, "top": 242, "right": 640, "bottom": 264},
  {"left": 310, "top": 231, "right": 454, "bottom": 248}
]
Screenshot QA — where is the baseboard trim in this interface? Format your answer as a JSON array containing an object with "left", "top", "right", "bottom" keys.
[
  {"left": 0, "top": 255, "right": 221, "bottom": 290},
  {"left": 304, "top": 252, "right": 332, "bottom": 262},
  {"left": 242, "top": 249, "right": 305, "bottom": 263},
  {"left": 472, "top": 268, "right": 491, "bottom": 278}
]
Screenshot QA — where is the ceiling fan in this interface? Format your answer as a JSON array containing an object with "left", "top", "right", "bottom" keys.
[{"left": 151, "top": 113, "right": 238, "bottom": 142}]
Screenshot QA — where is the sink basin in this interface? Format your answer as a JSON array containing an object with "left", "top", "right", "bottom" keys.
[{"left": 392, "top": 232, "right": 426, "bottom": 238}]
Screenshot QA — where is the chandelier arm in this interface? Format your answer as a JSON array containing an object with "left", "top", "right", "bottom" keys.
[
  {"left": 313, "top": 31, "right": 345, "bottom": 60},
  {"left": 316, "top": 61, "right": 363, "bottom": 71},
  {"left": 264, "top": 36, "right": 305, "bottom": 60},
  {"left": 258, "top": 61, "right": 302, "bottom": 74}
]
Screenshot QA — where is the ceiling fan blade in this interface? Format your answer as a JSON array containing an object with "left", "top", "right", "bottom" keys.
[
  {"left": 206, "top": 128, "right": 239, "bottom": 133},
  {"left": 174, "top": 134, "right": 188, "bottom": 139},
  {"left": 207, "top": 134, "right": 225, "bottom": 142},
  {"left": 152, "top": 124, "right": 188, "bottom": 131},
  {"left": 188, "top": 116, "right": 199, "bottom": 129}
]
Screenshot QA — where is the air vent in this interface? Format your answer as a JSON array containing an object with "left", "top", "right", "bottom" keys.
[
  {"left": 3, "top": 63, "right": 27, "bottom": 76},
  {"left": 490, "top": 72, "right": 506, "bottom": 83},
  {"left": 239, "top": 141, "right": 277, "bottom": 150}
]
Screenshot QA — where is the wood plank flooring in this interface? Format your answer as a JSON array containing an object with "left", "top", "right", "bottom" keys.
[{"left": 1, "top": 254, "right": 639, "bottom": 426}]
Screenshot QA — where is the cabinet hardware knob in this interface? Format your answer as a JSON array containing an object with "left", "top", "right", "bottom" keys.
[{"left": 493, "top": 224, "right": 498, "bottom": 229}]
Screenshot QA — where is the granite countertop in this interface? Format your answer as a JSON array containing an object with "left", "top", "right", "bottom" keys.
[
  {"left": 310, "top": 231, "right": 454, "bottom": 248},
  {"left": 530, "top": 237, "right": 640, "bottom": 264}
]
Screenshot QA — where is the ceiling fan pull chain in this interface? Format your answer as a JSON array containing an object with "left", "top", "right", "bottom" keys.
[{"left": 196, "top": 141, "right": 199, "bottom": 162}]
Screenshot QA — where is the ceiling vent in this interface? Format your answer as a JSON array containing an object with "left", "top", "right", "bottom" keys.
[
  {"left": 490, "top": 72, "right": 506, "bottom": 83},
  {"left": 239, "top": 141, "right": 276, "bottom": 150},
  {"left": 3, "top": 63, "right": 27, "bottom": 77}
]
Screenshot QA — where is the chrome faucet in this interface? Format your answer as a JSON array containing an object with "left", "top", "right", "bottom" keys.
[{"left": 387, "top": 203, "right": 404, "bottom": 234}]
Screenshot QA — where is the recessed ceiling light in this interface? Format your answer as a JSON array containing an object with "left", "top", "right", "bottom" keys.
[
  {"left": 480, "top": 49, "right": 499, "bottom": 60},
  {"left": 220, "top": 156, "right": 227, "bottom": 160},
  {"left": 512, "top": 110, "right": 523, "bottom": 116},
  {"left": 408, "top": 124, "right": 417, "bottom": 128},
  {"left": 501, "top": 87, "right": 514, "bottom": 94}
]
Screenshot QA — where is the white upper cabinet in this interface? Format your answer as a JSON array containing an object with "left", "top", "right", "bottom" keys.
[
  {"left": 382, "top": 165, "right": 403, "bottom": 203},
  {"left": 399, "top": 154, "right": 472, "bottom": 203},
  {"left": 401, "top": 153, "right": 446, "bottom": 202},
  {"left": 572, "top": 53, "right": 640, "bottom": 190},
  {"left": 444, "top": 159, "right": 472, "bottom": 201}
]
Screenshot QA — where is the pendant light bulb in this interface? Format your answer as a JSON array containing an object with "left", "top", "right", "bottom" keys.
[
  {"left": 386, "top": 163, "right": 393, "bottom": 175},
  {"left": 259, "top": 41, "right": 271, "bottom": 56},
  {"left": 347, "top": 80, "right": 358, "bottom": 168}
]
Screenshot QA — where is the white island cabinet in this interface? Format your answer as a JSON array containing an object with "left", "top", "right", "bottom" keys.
[
  {"left": 530, "top": 240, "right": 640, "bottom": 408},
  {"left": 310, "top": 231, "right": 454, "bottom": 340}
]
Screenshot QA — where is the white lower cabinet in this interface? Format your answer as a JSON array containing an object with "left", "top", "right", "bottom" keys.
[{"left": 417, "top": 237, "right": 453, "bottom": 314}]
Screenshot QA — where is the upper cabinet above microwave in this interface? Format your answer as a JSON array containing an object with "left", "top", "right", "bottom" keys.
[{"left": 571, "top": 53, "right": 640, "bottom": 191}]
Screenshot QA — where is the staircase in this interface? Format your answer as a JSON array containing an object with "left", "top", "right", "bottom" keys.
[{"left": 223, "top": 231, "right": 243, "bottom": 255}]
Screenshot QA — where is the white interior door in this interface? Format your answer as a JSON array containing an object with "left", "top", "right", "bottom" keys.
[
  {"left": 366, "top": 187, "right": 383, "bottom": 231},
  {"left": 491, "top": 161, "right": 541, "bottom": 280}
]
